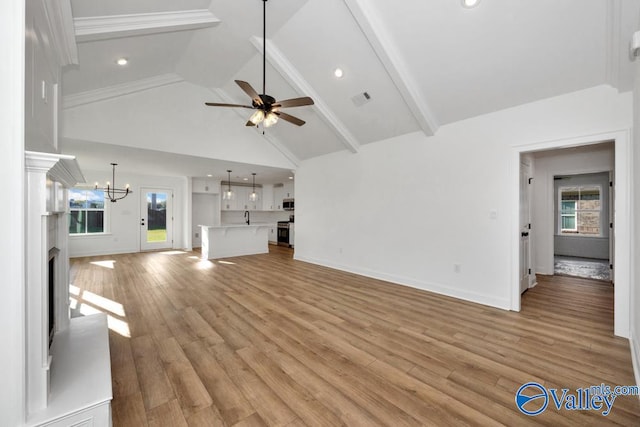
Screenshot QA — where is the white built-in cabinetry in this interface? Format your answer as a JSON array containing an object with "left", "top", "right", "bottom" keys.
[
  {"left": 221, "top": 185, "right": 263, "bottom": 211},
  {"left": 220, "top": 182, "right": 294, "bottom": 211},
  {"left": 192, "top": 178, "right": 220, "bottom": 194}
]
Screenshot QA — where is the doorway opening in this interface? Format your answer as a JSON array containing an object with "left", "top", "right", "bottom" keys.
[
  {"left": 552, "top": 171, "right": 612, "bottom": 282},
  {"left": 140, "top": 188, "right": 174, "bottom": 251},
  {"left": 511, "top": 131, "right": 630, "bottom": 338}
]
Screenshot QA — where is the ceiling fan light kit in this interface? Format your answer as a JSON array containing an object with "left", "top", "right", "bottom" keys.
[{"left": 205, "top": 0, "right": 314, "bottom": 128}]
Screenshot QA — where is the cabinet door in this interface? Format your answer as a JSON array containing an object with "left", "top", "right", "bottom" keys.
[
  {"left": 283, "top": 182, "right": 295, "bottom": 199},
  {"left": 235, "top": 186, "right": 249, "bottom": 210},
  {"left": 273, "top": 186, "right": 285, "bottom": 210},
  {"left": 262, "top": 184, "right": 274, "bottom": 210}
]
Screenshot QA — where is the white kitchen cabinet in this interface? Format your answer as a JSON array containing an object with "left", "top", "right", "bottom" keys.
[
  {"left": 262, "top": 184, "right": 275, "bottom": 210},
  {"left": 192, "top": 178, "right": 220, "bottom": 194},
  {"left": 221, "top": 185, "right": 262, "bottom": 211},
  {"left": 274, "top": 185, "right": 285, "bottom": 210},
  {"left": 268, "top": 223, "right": 277, "bottom": 243},
  {"left": 283, "top": 181, "right": 295, "bottom": 199}
]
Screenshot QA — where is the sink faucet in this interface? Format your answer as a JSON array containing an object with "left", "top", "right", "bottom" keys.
[{"left": 244, "top": 210, "right": 250, "bottom": 225}]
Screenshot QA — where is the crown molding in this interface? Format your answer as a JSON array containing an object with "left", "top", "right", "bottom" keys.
[
  {"left": 63, "top": 73, "right": 184, "bottom": 109},
  {"left": 250, "top": 37, "right": 360, "bottom": 154},
  {"left": 42, "top": 0, "right": 78, "bottom": 65},
  {"left": 343, "top": 0, "right": 438, "bottom": 136},
  {"left": 210, "top": 88, "right": 301, "bottom": 167},
  {"left": 74, "top": 9, "right": 220, "bottom": 43}
]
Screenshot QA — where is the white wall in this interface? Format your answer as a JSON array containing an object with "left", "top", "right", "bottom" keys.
[
  {"left": 192, "top": 193, "right": 219, "bottom": 247},
  {"left": 0, "top": 0, "right": 25, "bottom": 424},
  {"left": 69, "top": 170, "right": 188, "bottom": 257},
  {"left": 62, "top": 81, "right": 295, "bottom": 170},
  {"left": 632, "top": 56, "right": 640, "bottom": 386},
  {"left": 295, "top": 85, "right": 632, "bottom": 310},
  {"left": 532, "top": 152, "right": 614, "bottom": 272}
]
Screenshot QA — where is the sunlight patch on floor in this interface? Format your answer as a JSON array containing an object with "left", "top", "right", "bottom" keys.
[
  {"left": 69, "top": 284, "right": 130, "bottom": 337},
  {"left": 159, "top": 250, "right": 187, "bottom": 255},
  {"left": 82, "top": 290, "right": 125, "bottom": 317},
  {"left": 90, "top": 260, "right": 116, "bottom": 269}
]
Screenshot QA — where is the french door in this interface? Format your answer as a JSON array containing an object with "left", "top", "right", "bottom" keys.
[{"left": 140, "top": 188, "right": 173, "bottom": 251}]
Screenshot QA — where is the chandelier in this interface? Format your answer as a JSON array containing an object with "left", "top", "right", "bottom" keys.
[{"left": 95, "top": 163, "right": 131, "bottom": 202}]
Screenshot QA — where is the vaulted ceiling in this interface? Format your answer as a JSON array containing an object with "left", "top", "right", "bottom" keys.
[{"left": 59, "top": 0, "right": 640, "bottom": 183}]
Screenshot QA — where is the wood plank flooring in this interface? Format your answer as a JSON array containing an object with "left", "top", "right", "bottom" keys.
[{"left": 69, "top": 246, "right": 640, "bottom": 426}]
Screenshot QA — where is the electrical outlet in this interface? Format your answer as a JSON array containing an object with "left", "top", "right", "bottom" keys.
[
  {"left": 195, "top": 232, "right": 199, "bottom": 238},
  {"left": 454, "top": 263, "right": 461, "bottom": 273}
]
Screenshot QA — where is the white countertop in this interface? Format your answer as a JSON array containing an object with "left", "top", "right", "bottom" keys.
[{"left": 200, "top": 223, "right": 273, "bottom": 229}]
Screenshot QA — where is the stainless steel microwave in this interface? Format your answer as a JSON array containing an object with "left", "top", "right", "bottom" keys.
[{"left": 283, "top": 198, "right": 294, "bottom": 211}]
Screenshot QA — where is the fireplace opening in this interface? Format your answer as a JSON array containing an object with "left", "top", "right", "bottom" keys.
[{"left": 48, "top": 254, "right": 55, "bottom": 348}]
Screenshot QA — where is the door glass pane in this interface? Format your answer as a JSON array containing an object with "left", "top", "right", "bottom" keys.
[{"left": 147, "top": 192, "right": 167, "bottom": 243}]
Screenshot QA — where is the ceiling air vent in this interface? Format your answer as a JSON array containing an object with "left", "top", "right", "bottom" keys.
[{"left": 351, "top": 91, "right": 372, "bottom": 107}]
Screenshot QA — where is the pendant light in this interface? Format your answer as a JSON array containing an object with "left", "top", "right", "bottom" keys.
[
  {"left": 223, "top": 170, "right": 234, "bottom": 200},
  {"left": 95, "top": 163, "right": 131, "bottom": 202},
  {"left": 249, "top": 173, "right": 258, "bottom": 202}
]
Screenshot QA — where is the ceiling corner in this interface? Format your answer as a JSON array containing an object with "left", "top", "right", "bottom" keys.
[{"left": 343, "top": 0, "right": 439, "bottom": 136}]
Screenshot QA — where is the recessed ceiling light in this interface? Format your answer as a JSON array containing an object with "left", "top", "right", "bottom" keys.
[
  {"left": 243, "top": 177, "right": 249, "bottom": 181},
  {"left": 462, "top": 0, "right": 480, "bottom": 8},
  {"left": 334, "top": 68, "right": 344, "bottom": 78},
  {"left": 288, "top": 176, "right": 294, "bottom": 180},
  {"left": 207, "top": 174, "right": 212, "bottom": 177},
  {"left": 116, "top": 57, "right": 128, "bottom": 66}
]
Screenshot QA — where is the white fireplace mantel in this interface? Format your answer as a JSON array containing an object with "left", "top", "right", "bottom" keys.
[{"left": 24, "top": 151, "right": 84, "bottom": 414}]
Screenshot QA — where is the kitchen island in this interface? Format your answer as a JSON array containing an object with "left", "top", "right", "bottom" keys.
[{"left": 200, "top": 224, "right": 270, "bottom": 260}]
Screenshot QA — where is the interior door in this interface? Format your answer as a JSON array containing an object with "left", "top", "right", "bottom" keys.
[
  {"left": 519, "top": 161, "right": 532, "bottom": 294},
  {"left": 140, "top": 188, "right": 173, "bottom": 251}
]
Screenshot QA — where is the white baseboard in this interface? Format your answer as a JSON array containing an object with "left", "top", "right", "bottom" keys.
[
  {"left": 294, "top": 255, "right": 511, "bottom": 310},
  {"left": 69, "top": 247, "right": 139, "bottom": 258}
]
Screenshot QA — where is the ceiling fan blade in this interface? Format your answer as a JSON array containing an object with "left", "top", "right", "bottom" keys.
[
  {"left": 245, "top": 121, "right": 257, "bottom": 127},
  {"left": 274, "top": 111, "right": 306, "bottom": 126},
  {"left": 235, "top": 80, "right": 263, "bottom": 106},
  {"left": 205, "top": 102, "right": 254, "bottom": 109},
  {"left": 272, "top": 96, "right": 314, "bottom": 109}
]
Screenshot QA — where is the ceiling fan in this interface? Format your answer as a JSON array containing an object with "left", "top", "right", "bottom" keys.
[{"left": 205, "top": 0, "right": 314, "bottom": 128}]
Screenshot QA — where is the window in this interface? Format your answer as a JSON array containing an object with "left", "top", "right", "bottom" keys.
[
  {"left": 559, "top": 186, "right": 601, "bottom": 236},
  {"left": 68, "top": 188, "right": 105, "bottom": 234}
]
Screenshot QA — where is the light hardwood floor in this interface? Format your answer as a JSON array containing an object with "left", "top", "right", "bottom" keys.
[{"left": 69, "top": 246, "right": 640, "bottom": 426}]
